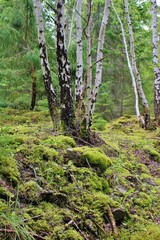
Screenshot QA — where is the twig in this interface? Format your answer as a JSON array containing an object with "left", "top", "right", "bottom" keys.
[
  {"left": 73, "top": 221, "right": 89, "bottom": 240},
  {"left": 75, "top": 9, "right": 87, "bottom": 23},
  {"left": 83, "top": 0, "right": 92, "bottom": 38},
  {"left": 72, "top": 135, "right": 94, "bottom": 147},
  {"left": 91, "top": 57, "right": 106, "bottom": 68},
  {"left": 46, "top": 2, "right": 57, "bottom": 13},
  {"left": 106, "top": 206, "right": 119, "bottom": 237}
]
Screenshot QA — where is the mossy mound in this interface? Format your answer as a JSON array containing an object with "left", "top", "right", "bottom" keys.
[{"left": 67, "top": 147, "right": 112, "bottom": 172}]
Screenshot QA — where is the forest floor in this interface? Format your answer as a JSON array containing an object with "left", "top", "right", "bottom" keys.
[{"left": 0, "top": 108, "right": 160, "bottom": 240}]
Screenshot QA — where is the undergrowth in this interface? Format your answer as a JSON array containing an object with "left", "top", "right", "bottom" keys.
[{"left": 0, "top": 109, "right": 160, "bottom": 239}]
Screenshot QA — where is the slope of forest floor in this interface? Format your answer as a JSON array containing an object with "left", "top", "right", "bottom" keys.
[{"left": 0, "top": 108, "right": 160, "bottom": 240}]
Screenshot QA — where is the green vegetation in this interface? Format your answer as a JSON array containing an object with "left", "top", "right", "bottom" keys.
[{"left": 0, "top": 109, "right": 160, "bottom": 239}]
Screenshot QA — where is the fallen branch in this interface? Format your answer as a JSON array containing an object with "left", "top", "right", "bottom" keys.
[{"left": 106, "top": 206, "right": 119, "bottom": 237}]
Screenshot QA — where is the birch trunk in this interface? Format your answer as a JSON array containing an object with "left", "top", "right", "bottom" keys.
[
  {"left": 33, "top": 0, "right": 58, "bottom": 127},
  {"left": 124, "top": 0, "right": 150, "bottom": 129},
  {"left": 152, "top": 0, "right": 160, "bottom": 121},
  {"left": 56, "top": 0, "right": 75, "bottom": 130},
  {"left": 75, "top": 0, "right": 83, "bottom": 103},
  {"left": 111, "top": 0, "right": 144, "bottom": 124},
  {"left": 84, "top": 0, "right": 93, "bottom": 130},
  {"left": 90, "top": 0, "right": 111, "bottom": 127}
]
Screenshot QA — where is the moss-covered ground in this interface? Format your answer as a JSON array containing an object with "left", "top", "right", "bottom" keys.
[{"left": 0, "top": 109, "right": 160, "bottom": 239}]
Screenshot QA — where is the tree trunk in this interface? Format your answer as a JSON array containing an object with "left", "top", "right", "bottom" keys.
[
  {"left": 111, "top": 0, "right": 144, "bottom": 124},
  {"left": 75, "top": 0, "right": 83, "bottom": 103},
  {"left": 152, "top": 0, "right": 160, "bottom": 121},
  {"left": 56, "top": 0, "right": 75, "bottom": 130},
  {"left": 33, "top": 0, "right": 58, "bottom": 128},
  {"left": 90, "top": 0, "right": 111, "bottom": 127},
  {"left": 84, "top": 0, "right": 93, "bottom": 131},
  {"left": 30, "top": 65, "right": 37, "bottom": 111},
  {"left": 124, "top": 0, "right": 150, "bottom": 129}
]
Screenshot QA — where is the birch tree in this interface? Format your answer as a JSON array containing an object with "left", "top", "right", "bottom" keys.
[
  {"left": 75, "top": 0, "right": 83, "bottom": 104},
  {"left": 111, "top": 0, "right": 144, "bottom": 124},
  {"left": 56, "top": 0, "right": 75, "bottom": 130},
  {"left": 85, "top": 0, "right": 93, "bottom": 130},
  {"left": 89, "top": 0, "right": 111, "bottom": 128},
  {"left": 151, "top": 0, "right": 160, "bottom": 121},
  {"left": 33, "top": 0, "right": 58, "bottom": 126},
  {"left": 124, "top": 0, "right": 150, "bottom": 129}
]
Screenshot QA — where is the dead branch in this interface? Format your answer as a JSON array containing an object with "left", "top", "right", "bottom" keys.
[{"left": 106, "top": 205, "right": 119, "bottom": 237}]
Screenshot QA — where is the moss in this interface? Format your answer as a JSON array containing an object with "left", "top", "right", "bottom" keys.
[
  {"left": 0, "top": 187, "right": 14, "bottom": 200},
  {"left": 0, "top": 199, "right": 7, "bottom": 213},
  {"left": 130, "top": 224, "right": 160, "bottom": 240},
  {"left": 0, "top": 152, "right": 20, "bottom": 185},
  {"left": 67, "top": 147, "right": 112, "bottom": 172},
  {"left": 31, "top": 145, "right": 60, "bottom": 162},
  {"left": 59, "top": 229, "right": 83, "bottom": 240},
  {"left": 19, "top": 180, "right": 38, "bottom": 203},
  {"left": 134, "top": 192, "right": 153, "bottom": 207},
  {"left": 43, "top": 135, "right": 76, "bottom": 149},
  {"left": 144, "top": 146, "right": 160, "bottom": 162}
]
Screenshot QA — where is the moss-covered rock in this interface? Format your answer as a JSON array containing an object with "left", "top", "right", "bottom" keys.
[{"left": 67, "top": 147, "right": 112, "bottom": 172}]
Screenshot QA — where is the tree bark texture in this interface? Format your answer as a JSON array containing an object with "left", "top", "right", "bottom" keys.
[
  {"left": 124, "top": 0, "right": 150, "bottom": 129},
  {"left": 33, "top": 0, "right": 58, "bottom": 127},
  {"left": 111, "top": 0, "right": 144, "bottom": 124},
  {"left": 30, "top": 65, "right": 37, "bottom": 111},
  {"left": 56, "top": 0, "right": 75, "bottom": 129},
  {"left": 152, "top": 0, "right": 160, "bottom": 120}
]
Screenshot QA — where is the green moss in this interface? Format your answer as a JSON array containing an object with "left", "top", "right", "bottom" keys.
[
  {"left": 68, "top": 147, "right": 112, "bottom": 172},
  {"left": 59, "top": 229, "right": 83, "bottom": 240},
  {"left": 143, "top": 146, "right": 160, "bottom": 162},
  {"left": 0, "top": 199, "right": 7, "bottom": 213},
  {"left": 0, "top": 152, "right": 20, "bottom": 185},
  {"left": 0, "top": 187, "right": 14, "bottom": 199},
  {"left": 19, "top": 180, "right": 38, "bottom": 202},
  {"left": 130, "top": 224, "right": 160, "bottom": 240},
  {"left": 134, "top": 192, "right": 153, "bottom": 207},
  {"left": 31, "top": 145, "right": 60, "bottom": 162},
  {"left": 43, "top": 135, "right": 76, "bottom": 149}
]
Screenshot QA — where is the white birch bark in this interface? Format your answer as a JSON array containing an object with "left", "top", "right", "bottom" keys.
[
  {"left": 151, "top": 0, "right": 160, "bottom": 120},
  {"left": 90, "top": 0, "right": 111, "bottom": 124},
  {"left": 75, "top": 0, "right": 83, "bottom": 103},
  {"left": 124, "top": 0, "right": 150, "bottom": 128},
  {"left": 33, "top": 0, "right": 58, "bottom": 126},
  {"left": 111, "top": 0, "right": 144, "bottom": 124},
  {"left": 85, "top": 0, "right": 93, "bottom": 130}
]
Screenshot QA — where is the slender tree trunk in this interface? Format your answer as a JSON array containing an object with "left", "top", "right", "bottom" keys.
[
  {"left": 75, "top": 0, "right": 84, "bottom": 132},
  {"left": 152, "top": 0, "right": 160, "bottom": 121},
  {"left": 124, "top": 0, "right": 150, "bottom": 129},
  {"left": 75, "top": 0, "right": 83, "bottom": 103},
  {"left": 33, "top": 0, "right": 58, "bottom": 128},
  {"left": 56, "top": 0, "right": 75, "bottom": 130},
  {"left": 84, "top": 0, "right": 93, "bottom": 130},
  {"left": 90, "top": 0, "right": 111, "bottom": 127},
  {"left": 111, "top": 0, "right": 144, "bottom": 124},
  {"left": 30, "top": 65, "right": 37, "bottom": 111}
]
